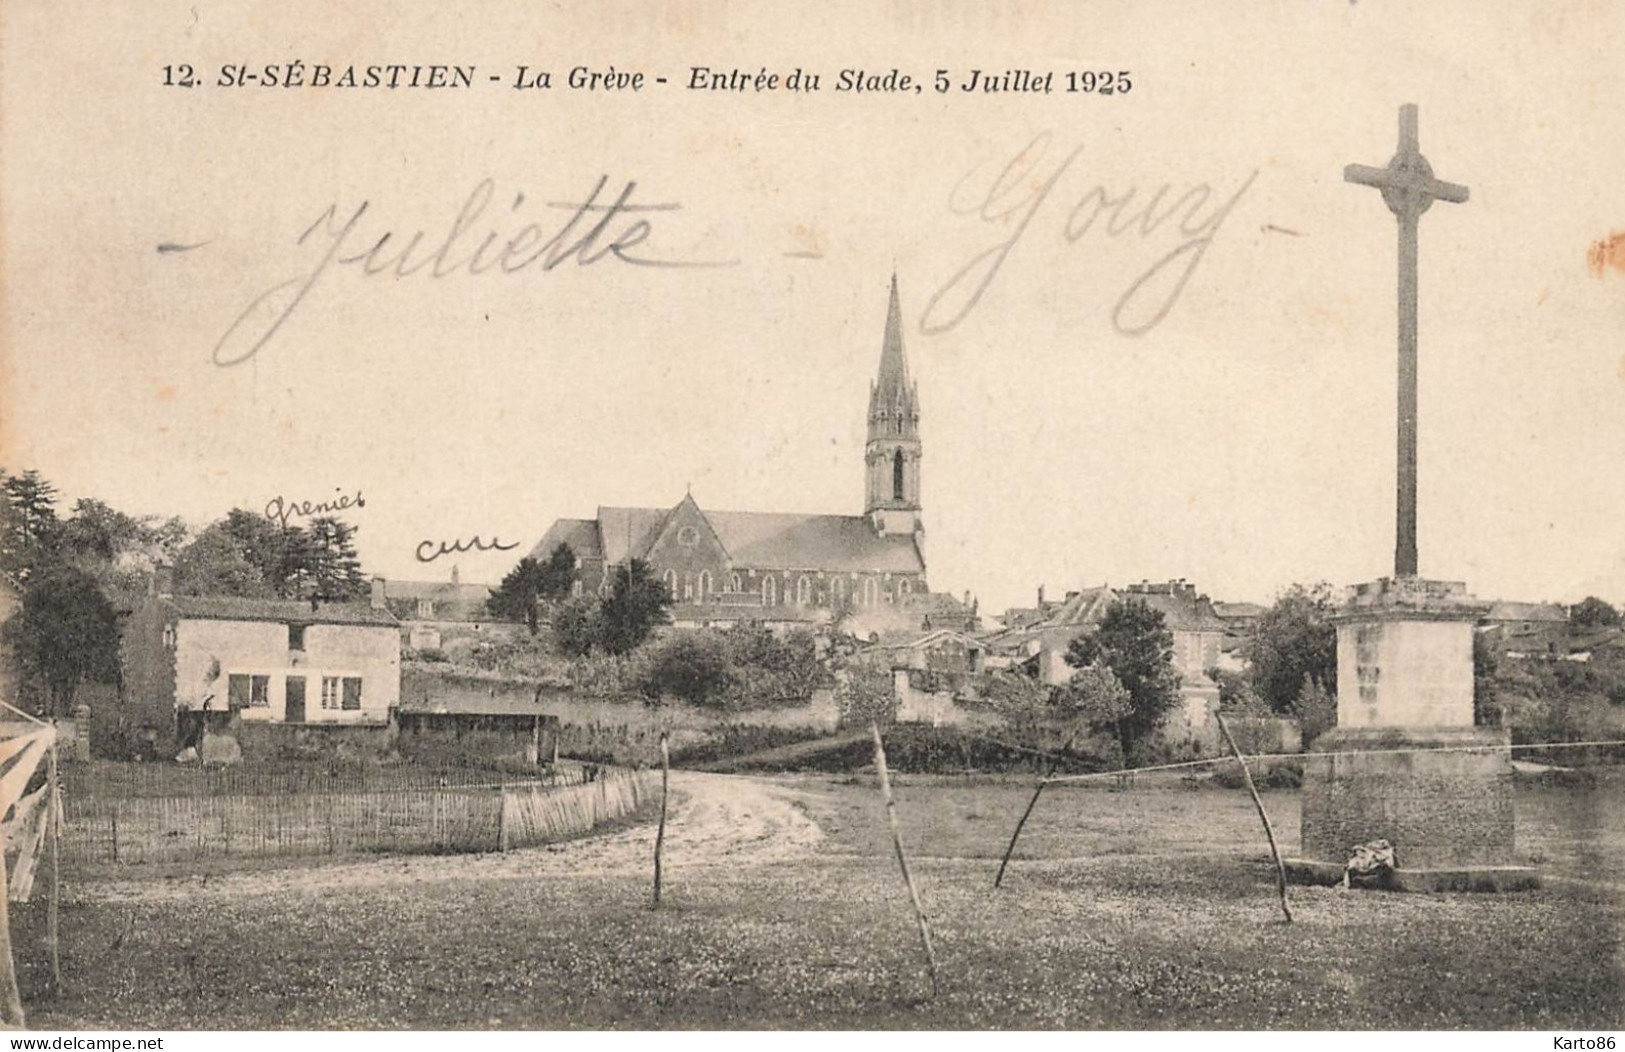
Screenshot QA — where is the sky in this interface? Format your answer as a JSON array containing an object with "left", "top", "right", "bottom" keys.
[{"left": 3, "top": 0, "right": 1624, "bottom": 615}]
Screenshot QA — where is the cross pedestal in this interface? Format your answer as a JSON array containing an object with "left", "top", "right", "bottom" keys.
[{"left": 1288, "top": 578, "right": 1535, "bottom": 890}]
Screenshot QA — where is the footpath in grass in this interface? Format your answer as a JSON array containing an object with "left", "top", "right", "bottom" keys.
[{"left": 10, "top": 774, "right": 1623, "bottom": 1029}]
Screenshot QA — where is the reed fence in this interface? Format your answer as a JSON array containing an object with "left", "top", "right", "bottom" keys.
[{"left": 61, "top": 764, "right": 656, "bottom": 864}]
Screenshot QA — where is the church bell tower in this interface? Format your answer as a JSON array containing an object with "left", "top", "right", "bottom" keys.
[{"left": 865, "top": 274, "right": 923, "bottom": 539}]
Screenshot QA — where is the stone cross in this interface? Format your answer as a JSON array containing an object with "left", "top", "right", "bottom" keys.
[{"left": 1344, "top": 104, "right": 1468, "bottom": 579}]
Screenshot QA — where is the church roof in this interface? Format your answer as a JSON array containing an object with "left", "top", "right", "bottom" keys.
[
  {"left": 534, "top": 518, "right": 604, "bottom": 561},
  {"left": 532, "top": 503, "right": 924, "bottom": 574}
]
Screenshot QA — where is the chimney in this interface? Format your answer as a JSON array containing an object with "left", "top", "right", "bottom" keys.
[
  {"left": 370, "top": 576, "right": 387, "bottom": 610},
  {"left": 1037, "top": 584, "right": 1045, "bottom": 606},
  {"left": 151, "top": 562, "right": 174, "bottom": 599},
  {"left": 451, "top": 564, "right": 460, "bottom": 586}
]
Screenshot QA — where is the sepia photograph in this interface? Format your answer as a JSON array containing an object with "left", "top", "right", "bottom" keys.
[{"left": 0, "top": 0, "right": 1622, "bottom": 1036}]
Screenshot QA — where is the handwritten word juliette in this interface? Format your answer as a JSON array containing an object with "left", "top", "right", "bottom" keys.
[
  {"left": 416, "top": 536, "right": 518, "bottom": 563},
  {"left": 209, "top": 177, "right": 736, "bottom": 367},
  {"left": 266, "top": 488, "right": 365, "bottom": 529},
  {"left": 922, "top": 132, "right": 1258, "bottom": 337}
]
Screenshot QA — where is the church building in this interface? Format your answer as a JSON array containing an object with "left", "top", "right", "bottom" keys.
[{"left": 531, "top": 276, "right": 931, "bottom": 623}]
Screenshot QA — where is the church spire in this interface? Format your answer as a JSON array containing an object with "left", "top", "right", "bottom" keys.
[
  {"left": 869, "top": 272, "right": 919, "bottom": 428},
  {"left": 864, "top": 274, "right": 922, "bottom": 533},
  {"left": 876, "top": 272, "right": 910, "bottom": 402}
]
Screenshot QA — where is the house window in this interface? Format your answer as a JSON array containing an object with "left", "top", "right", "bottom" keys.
[
  {"left": 417, "top": 599, "right": 435, "bottom": 618},
  {"left": 161, "top": 624, "right": 176, "bottom": 649},
  {"left": 342, "top": 677, "right": 362, "bottom": 711},
  {"left": 762, "top": 576, "right": 777, "bottom": 606},
  {"left": 321, "top": 676, "right": 341, "bottom": 710},
  {"left": 288, "top": 624, "right": 306, "bottom": 651},
  {"left": 572, "top": 580, "right": 583, "bottom": 598},
  {"left": 229, "top": 674, "right": 270, "bottom": 710}
]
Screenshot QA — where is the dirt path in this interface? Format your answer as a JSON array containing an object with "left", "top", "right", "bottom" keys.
[{"left": 77, "top": 772, "right": 823, "bottom": 905}]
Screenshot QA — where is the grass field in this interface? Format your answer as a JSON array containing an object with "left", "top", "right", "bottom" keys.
[{"left": 10, "top": 771, "right": 1624, "bottom": 1030}]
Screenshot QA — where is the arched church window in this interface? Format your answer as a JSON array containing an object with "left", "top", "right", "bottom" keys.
[
  {"left": 698, "top": 571, "right": 712, "bottom": 598},
  {"left": 831, "top": 576, "right": 845, "bottom": 602},
  {"left": 862, "top": 578, "right": 878, "bottom": 606},
  {"left": 683, "top": 574, "right": 693, "bottom": 600},
  {"left": 663, "top": 569, "right": 677, "bottom": 596},
  {"left": 899, "top": 579, "right": 912, "bottom": 597},
  {"left": 730, "top": 573, "right": 742, "bottom": 592},
  {"left": 796, "top": 576, "right": 810, "bottom": 605},
  {"left": 893, "top": 449, "right": 905, "bottom": 500},
  {"left": 762, "top": 576, "right": 777, "bottom": 606}
]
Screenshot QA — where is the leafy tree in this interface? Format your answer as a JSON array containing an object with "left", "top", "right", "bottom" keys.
[
  {"left": 489, "top": 557, "right": 550, "bottom": 634},
  {"left": 1243, "top": 582, "right": 1339, "bottom": 714},
  {"left": 1057, "top": 664, "right": 1133, "bottom": 733},
  {"left": 57, "top": 498, "right": 154, "bottom": 563},
  {"left": 640, "top": 633, "right": 734, "bottom": 707},
  {"left": 2, "top": 565, "right": 119, "bottom": 714},
  {"left": 597, "top": 559, "right": 671, "bottom": 655},
  {"left": 221, "top": 509, "right": 312, "bottom": 598},
  {"left": 1292, "top": 673, "right": 1337, "bottom": 747},
  {"left": 538, "top": 543, "right": 577, "bottom": 602},
  {"left": 1065, "top": 598, "right": 1181, "bottom": 764},
  {"left": 1473, "top": 629, "right": 1502, "bottom": 727},
  {"left": 1569, "top": 596, "right": 1621, "bottom": 629},
  {"left": 172, "top": 522, "right": 275, "bottom": 598},
  {"left": 834, "top": 663, "right": 894, "bottom": 727},
  {"left": 553, "top": 597, "right": 600, "bottom": 657},
  {"left": 0, "top": 468, "right": 61, "bottom": 580},
  {"left": 303, "top": 516, "right": 367, "bottom": 601}
]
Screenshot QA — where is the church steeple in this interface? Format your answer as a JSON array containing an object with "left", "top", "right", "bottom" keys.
[{"left": 865, "top": 273, "right": 923, "bottom": 538}]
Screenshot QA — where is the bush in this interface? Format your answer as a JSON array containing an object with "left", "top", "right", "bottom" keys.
[
  {"left": 1211, "top": 757, "right": 1301, "bottom": 790},
  {"left": 415, "top": 648, "right": 449, "bottom": 663},
  {"left": 668, "top": 723, "right": 834, "bottom": 766}
]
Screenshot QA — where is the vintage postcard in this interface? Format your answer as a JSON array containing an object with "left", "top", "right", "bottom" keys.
[{"left": 0, "top": 0, "right": 1622, "bottom": 1036}]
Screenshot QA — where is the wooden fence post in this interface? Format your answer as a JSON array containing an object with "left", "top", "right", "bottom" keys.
[
  {"left": 871, "top": 721, "right": 939, "bottom": 998},
  {"left": 1215, "top": 713, "right": 1293, "bottom": 924},
  {"left": 48, "top": 740, "right": 61, "bottom": 993},
  {"left": 0, "top": 792, "right": 24, "bottom": 1027},
  {"left": 994, "top": 730, "right": 1080, "bottom": 889},
  {"left": 652, "top": 732, "right": 669, "bottom": 908}
]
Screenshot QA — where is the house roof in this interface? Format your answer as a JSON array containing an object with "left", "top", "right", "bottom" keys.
[
  {"left": 981, "top": 581, "right": 1225, "bottom": 650},
  {"left": 382, "top": 580, "right": 494, "bottom": 605},
  {"left": 866, "top": 628, "right": 982, "bottom": 652},
  {"left": 162, "top": 596, "right": 399, "bottom": 627},
  {"left": 1214, "top": 601, "right": 1266, "bottom": 621},
  {"left": 532, "top": 503, "right": 925, "bottom": 575}
]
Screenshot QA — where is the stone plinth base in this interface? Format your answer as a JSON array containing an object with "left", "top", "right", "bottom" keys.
[
  {"left": 1282, "top": 857, "right": 1540, "bottom": 893},
  {"left": 1300, "top": 726, "right": 1519, "bottom": 871}
]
